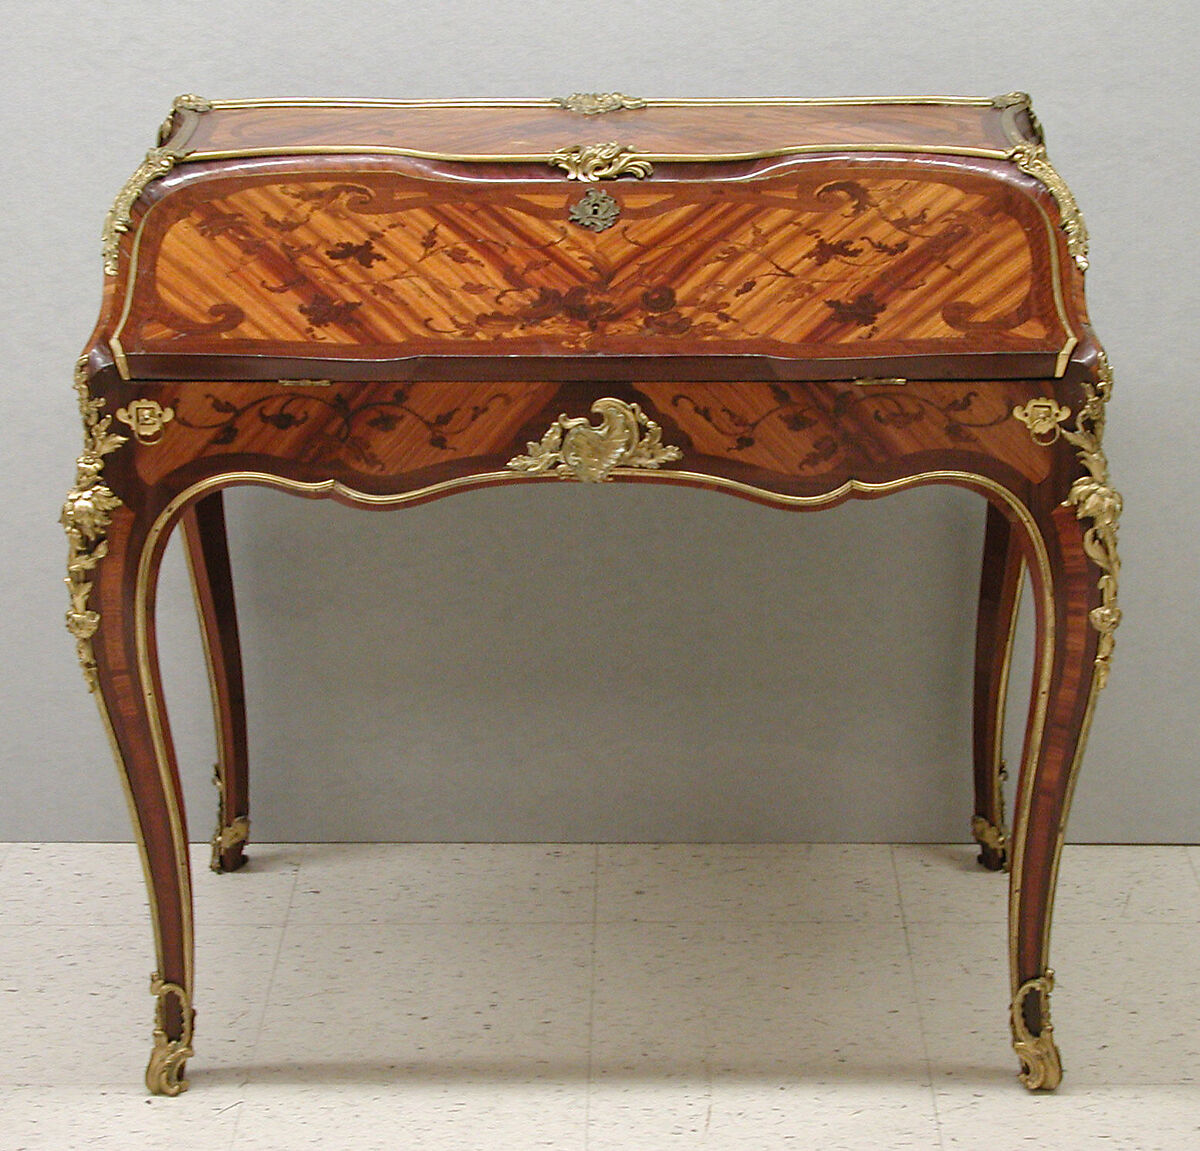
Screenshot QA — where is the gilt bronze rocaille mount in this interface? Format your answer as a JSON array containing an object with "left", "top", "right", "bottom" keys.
[{"left": 71, "top": 91, "right": 1119, "bottom": 1098}]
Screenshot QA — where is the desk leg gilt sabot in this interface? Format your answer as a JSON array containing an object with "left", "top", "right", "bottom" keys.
[{"left": 66, "top": 92, "right": 1120, "bottom": 1095}]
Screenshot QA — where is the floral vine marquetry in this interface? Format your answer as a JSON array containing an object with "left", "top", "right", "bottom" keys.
[
  {"left": 102, "top": 146, "right": 188, "bottom": 275},
  {"left": 117, "top": 399, "right": 175, "bottom": 445},
  {"left": 1061, "top": 353, "right": 1121, "bottom": 688},
  {"left": 568, "top": 187, "right": 622, "bottom": 231},
  {"left": 552, "top": 92, "right": 648, "bottom": 115},
  {"left": 1010, "top": 971, "right": 1062, "bottom": 1090},
  {"left": 507, "top": 398, "right": 682, "bottom": 482},
  {"left": 548, "top": 143, "right": 654, "bottom": 181},
  {"left": 1013, "top": 397, "right": 1071, "bottom": 445},
  {"left": 146, "top": 973, "right": 195, "bottom": 1096},
  {"left": 61, "top": 357, "right": 128, "bottom": 691}
]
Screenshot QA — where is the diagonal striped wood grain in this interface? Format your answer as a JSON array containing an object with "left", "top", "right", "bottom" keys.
[{"left": 127, "top": 165, "right": 1067, "bottom": 364}]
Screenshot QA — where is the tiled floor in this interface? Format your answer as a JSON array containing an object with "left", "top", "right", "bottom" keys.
[{"left": 1, "top": 843, "right": 1198, "bottom": 1149}]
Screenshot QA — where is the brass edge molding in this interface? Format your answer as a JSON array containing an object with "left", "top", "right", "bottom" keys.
[
  {"left": 62, "top": 356, "right": 128, "bottom": 691},
  {"left": 1013, "top": 398, "right": 1071, "bottom": 445},
  {"left": 507, "top": 399, "right": 682, "bottom": 481},
  {"left": 117, "top": 399, "right": 175, "bottom": 445},
  {"left": 208, "top": 95, "right": 998, "bottom": 110},
  {"left": 553, "top": 92, "right": 648, "bottom": 114},
  {"left": 1060, "top": 352, "right": 1121, "bottom": 689},
  {"left": 1010, "top": 971, "right": 1062, "bottom": 1090},
  {"left": 548, "top": 143, "right": 654, "bottom": 181},
  {"left": 146, "top": 973, "right": 195, "bottom": 1096},
  {"left": 981, "top": 559, "right": 1026, "bottom": 873},
  {"left": 102, "top": 146, "right": 188, "bottom": 275},
  {"left": 184, "top": 141, "right": 1012, "bottom": 165},
  {"left": 1006, "top": 141, "right": 1089, "bottom": 272}
]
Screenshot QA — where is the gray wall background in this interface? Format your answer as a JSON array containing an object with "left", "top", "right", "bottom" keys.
[{"left": 4, "top": 1, "right": 1196, "bottom": 844}]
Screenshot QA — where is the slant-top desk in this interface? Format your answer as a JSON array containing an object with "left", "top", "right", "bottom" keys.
[{"left": 65, "top": 92, "right": 1121, "bottom": 1095}]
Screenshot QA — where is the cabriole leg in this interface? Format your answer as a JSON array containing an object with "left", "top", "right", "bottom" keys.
[
  {"left": 972, "top": 502, "right": 1025, "bottom": 871},
  {"left": 1008, "top": 479, "right": 1119, "bottom": 1089},
  {"left": 70, "top": 502, "right": 196, "bottom": 1094},
  {"left": 181, "top": 492, "right": 250, "bottom": 873}
]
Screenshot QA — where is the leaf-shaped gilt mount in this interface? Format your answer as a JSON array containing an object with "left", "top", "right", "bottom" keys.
[{"left": 507, "top": 398, "right": 682, "bottom": 482}]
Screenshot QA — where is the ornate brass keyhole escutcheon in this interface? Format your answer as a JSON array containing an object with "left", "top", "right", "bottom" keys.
[
  {"left": 1013, "top": 397, "right": 1071, "bottom": 445},
  {"left": 116, "top": 398, "right": 175, "bottom": 445},
  {"left": 569, "top": 188, "right": 621, "bottom": 232}
]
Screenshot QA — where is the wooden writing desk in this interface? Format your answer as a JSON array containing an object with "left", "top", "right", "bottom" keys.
[{"left": 65, "top": 92, "right": 1121, "bottom": 1095}]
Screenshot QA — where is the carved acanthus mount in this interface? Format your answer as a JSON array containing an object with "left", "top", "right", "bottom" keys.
[
  {"left": 1011, "top": 971, "right": 1062, "bottom": 1090},
  {"left": 103, "top": 147, "right": 185, "bottom": 275},
  {"left": 507, "top": 398, "right": 682, "bottom": 482},
  {"left": 62, "top": 357, "right": 128, "bottom": 691},
  {"left": 548, "top": 142, "right": 654, "bottom": 181},
  {"left": 553, "top": 92, "right": 647, "bottom": 115},
  {"left": 1007, "top": 143, "right": 1089, "bottom": 272},
  {"left": 1060, "top": 352, "right": 1121, "bottom": 688},
  {"left": 158, "top": 93, "right": 213, "bottom": 144},
  {"left": 146, "top": 973, "right": 195, "bottom": 1096}
]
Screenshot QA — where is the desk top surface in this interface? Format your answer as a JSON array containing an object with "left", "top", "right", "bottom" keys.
[
  {"left": 90, "top": 94, "right": 1091, "bottom": 385},
  {"left": 167, "top": 94, "right": 1035, "bottom": 165}
]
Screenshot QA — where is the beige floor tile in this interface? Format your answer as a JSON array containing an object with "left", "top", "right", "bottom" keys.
[
  {"left": 893, "top": 843, "right": 1200, "bottom": 926},
  {"left": 1185, "top": 845, "right": 1200, "bottom": 887},
  {"left": 0, "top": 1084, "right": 244, "bottom": 1151},
  {"left": 901, "top": 919, "right": 1015, "bottom": 1085},
  {"left": 284, "top": 842, "right": 596, "bottom": 924},
  {"left": 252, "top": 922, "right": 592, "bottom": 1078},
  {"left": 935, "top": 1083, "right": 1200, "bottom": 1150},
  {"left": 0, "top": 923, "right": 282, "bottom": 1087},
  {"left": 906, "top": 918, "right": 1200, "bottom": 1088},
  {"left": 892, "top": 843, "right": 1010, "bottom": 924},
  {"left": 1052, "top": 845, "right": 1200, "bottom": 922},
  {"left": 591, "top": 921, "right": 925, "bottom": 1080},
  {"left": 596, "top": 843, "right": 901, "bottom": 924},
  {"left": 586, "top": 1080, "right": 941, "bottom": 1150},
  {"left": 0, "top": 842, "right": 301, "bottom": 927},
  {"left": 228, "top": 1080, "right": 587, "bottom": 1150}
]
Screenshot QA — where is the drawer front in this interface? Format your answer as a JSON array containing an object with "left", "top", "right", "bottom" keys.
[{"left": 112, "top": 160, "right": 1077, "bottom": 379}]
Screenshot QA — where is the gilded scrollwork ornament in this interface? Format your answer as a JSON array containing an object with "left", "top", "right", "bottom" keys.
[
  {"left": 146, "top": 973, "right": 195, "bottom": 1096},
  {"left": 1011, "top": 971, "right": 1063, "bottom": 1090},
  {"left": 1006, "top": 140, "right": 1089, "bottom": 272},
  {"left": 1060, "top": 352, "right": 1121, "bottom": 688},
  {"left": 62, "top": 357, "right": 128, "bottom": 691},
  {"left": 970, "top": 815, "right": 1009, "bottom": 866},
  {"left": 103, "top": 146, "right": 187, "bottom": 274},
  {"left": 158, "top": 92, "right": 213, "bottom": 144},
  {"left": 508, "top": 398, "right": 682, "bottom": 482},
  {"left": 210, "top": 763, "right": 250, "bottom": 872},
  {"left": 553, "top": 92, "right": 648, "bottom": 115},
  {"left": 548, "top": 142, "right": 654, "bottom": 181}
]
